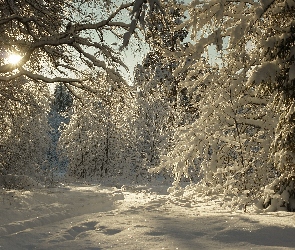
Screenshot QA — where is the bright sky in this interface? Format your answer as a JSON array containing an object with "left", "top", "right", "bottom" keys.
[{"left": 120, "top": 39, "right": 150, "bottom": 85}]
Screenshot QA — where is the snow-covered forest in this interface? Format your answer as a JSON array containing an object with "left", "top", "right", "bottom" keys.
[{"left": 1, "top": 0, "right": 295, "bottom": 249}]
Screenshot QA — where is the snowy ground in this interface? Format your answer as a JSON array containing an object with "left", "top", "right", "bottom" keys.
[{"left": 1, "top": 182, "right": 295, "bottom": 250}]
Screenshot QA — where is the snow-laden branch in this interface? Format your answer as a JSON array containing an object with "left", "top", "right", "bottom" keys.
[
  {"left": 72, "top": 2, "right": 133, "bottom": 31},
  {"left": 0, "top": 14, "right": 35, "bottom": 25},
  {"left": 0, "top": 72, "right": 23, "bottom": 81},
  {"left": 71, "top": 43, "right": 125, "bottom": 83},
  {"left": 0, "top": 66, "right": 84, "bottom": 84},
  {"left": 75, "top": 37, "right": 128, "bottom": 71},
  {"left": 19, "top": 68, "right": 85, "bottom": 83},
  {"left": 72, "top": 43, "right": 108, "bottom": 70}
]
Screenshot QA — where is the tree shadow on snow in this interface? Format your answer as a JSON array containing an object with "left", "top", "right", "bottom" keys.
[{"left": 214, "top": 226, "right": 295, "bottom": 248}]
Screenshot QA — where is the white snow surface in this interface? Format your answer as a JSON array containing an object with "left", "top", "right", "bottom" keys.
[{"left": 1, "top": 182, "right": 295, "bottom": 250}]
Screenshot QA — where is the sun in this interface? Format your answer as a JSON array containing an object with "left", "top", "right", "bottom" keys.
[{"left": 7, "top": 54, "right": 22, "bottom": 64}]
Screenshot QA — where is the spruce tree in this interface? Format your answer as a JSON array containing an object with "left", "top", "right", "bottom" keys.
[{"left": 47, "top": 84, "right": 73, "bottom": 179}]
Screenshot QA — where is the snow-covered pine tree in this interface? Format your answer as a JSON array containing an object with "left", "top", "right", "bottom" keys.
[
  {"left": 51, "top": 83, "right": 73, "bottom": 113},
  {"left": 46, "top": 83, "right": 73, "bottom": 181}
]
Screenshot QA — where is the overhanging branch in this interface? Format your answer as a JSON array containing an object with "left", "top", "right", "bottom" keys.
[{"left": 19, "top": 67, "right": 85, "bottom": 83}]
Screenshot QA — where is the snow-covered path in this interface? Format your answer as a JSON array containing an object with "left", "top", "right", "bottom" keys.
[{"left": 1, "top": 184, "right": 295, "bottom": 249}]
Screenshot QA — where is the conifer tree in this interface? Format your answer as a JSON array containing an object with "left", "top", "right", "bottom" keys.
[{"left": 47, "top": 83, "right": 73, "bottom": 178}]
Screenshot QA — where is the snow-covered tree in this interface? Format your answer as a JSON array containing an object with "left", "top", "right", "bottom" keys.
[
  {"left": 134, "top": 90, "right": 174, "bottom": 171},
  {"left": 51, "top": 83, "right": 73, "bottom": 113},
  {"left": 154, "top": 62, "right": 278, "bottom": 209},
  {"left": 135, "top": 0, "right": 195, "bottom": 114},
  {"left": 0, "top": 78, "right": 50, "bottom": 180},
  {"left": 133, "top": 0, "right": 198, "bottom": 177},
  {"left": 245, "top": 0, "right": 295, "bottom": 211},
  {"left": 146, "top": 0, "right": 295, "bottom": 211},
  {"left": 59, "top": 72, "right": 142, "bottom": 182}
]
